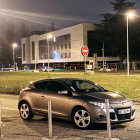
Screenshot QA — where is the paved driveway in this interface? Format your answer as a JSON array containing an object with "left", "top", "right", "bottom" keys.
[{"left": 0, "top": 94, "right": 140, "bottom": 140}]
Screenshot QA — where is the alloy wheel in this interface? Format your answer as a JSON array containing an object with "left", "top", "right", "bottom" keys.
[
  {"left": 74, "top": 109, "right": 90, "bottom": 128},
  {"left": 20, "top": 103, "right": 30, "bottom": 119}
]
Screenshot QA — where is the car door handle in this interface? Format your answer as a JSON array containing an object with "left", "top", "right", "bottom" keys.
[{"left": 41, "top": 96, "right": 45, "bottom": 99}]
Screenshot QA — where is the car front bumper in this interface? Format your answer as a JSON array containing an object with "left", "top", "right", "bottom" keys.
[{"left": 88, "top": 105, "right": 135, "bottom": 124}]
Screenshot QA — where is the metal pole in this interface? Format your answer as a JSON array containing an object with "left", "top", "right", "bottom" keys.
[
  {"left": 13, "top": 46, "right": 15, "bottom": 71},
  {"left": 47, "top": 39, "right": 50, "bottom": 75},
  {"left": 102, "top": 42, "right": 105, "bottom": 70},
  {"left": 48, "top": 101, "right": 52, "bottom": 139},
  {"left": 127, "top": 16, "right": 130, "bottom": 76},
  {"left": 84, "top": 56, "right": 86, "bottom": 79},
  {"left": 105, "top": 99, "right": 111, "bottom": 140},
  {"left": 42, "top": 55, "right": 45, "bottom": 67},
  {"left": 34, "top": 43, "right": 37, "bottom": 72},
  {"left": 0, "top": 101, "right": 1, "bottom": 137}
]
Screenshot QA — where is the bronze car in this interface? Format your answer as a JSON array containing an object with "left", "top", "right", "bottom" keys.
[{"left": 18, "top": 78, "right": 135, "bottom": 129}]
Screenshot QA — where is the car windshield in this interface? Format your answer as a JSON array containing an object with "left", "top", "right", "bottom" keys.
[{"left": 64, "top": 80, "right": 107, "bottom": 93}]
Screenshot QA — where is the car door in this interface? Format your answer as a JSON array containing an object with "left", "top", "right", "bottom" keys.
[
  {"left": 45, "top": 80, "right": 70, "bottom": 118},
  {"left": 31, "top": 81, "right": 49, "bottom": 114}
]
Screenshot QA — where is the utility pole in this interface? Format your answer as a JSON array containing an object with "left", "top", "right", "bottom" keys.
[
  {"left": 34, "top": 43, "right": 37, "bottom": 72},
  {"left": 102, "top": 42, "right": 105, "bottom": 70}
]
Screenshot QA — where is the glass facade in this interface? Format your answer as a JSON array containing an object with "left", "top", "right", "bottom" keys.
[
  {"left": 39, "top": 40, "right": 48, "bottom": 60},
  {"left": 39, "top": 34, "right": 71, "bottom": 60},
  {"left": 32, "top": 42, "right": 35, "bottom": 60}
]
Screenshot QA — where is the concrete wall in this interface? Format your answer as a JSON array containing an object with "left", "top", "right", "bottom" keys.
[
  {"left": 21, "top": 37, "right": 30, "bottom": 64},
  {"left": 30, "top": 35, "right": 39, "bottom": 64}
]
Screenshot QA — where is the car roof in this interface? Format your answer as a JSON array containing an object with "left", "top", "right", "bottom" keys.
[
  {"left": 31, "top": 78, "right": 88, "bottom": 85},
  {"left": 28, "top": 78, "right": 86, "bottom": 89},
  {"left": 32, "top": 78, "right": 84, "bottom": 83}
]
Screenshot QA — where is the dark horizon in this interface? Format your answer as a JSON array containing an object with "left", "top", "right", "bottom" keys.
[{"left": 0, "top": 0, "right": 139, "bottom": 31}]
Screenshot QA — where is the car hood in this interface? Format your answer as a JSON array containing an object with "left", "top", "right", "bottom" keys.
[{"left": 83, "top": 91, "right": 129, "bottom": 104}]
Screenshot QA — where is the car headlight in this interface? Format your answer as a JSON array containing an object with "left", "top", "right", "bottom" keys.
[
  {"left": 132, "top": 105, "right": 135, "bottom": 110},
  {"left": 88, "top": 101, "right": 105, "bottom": 109}
]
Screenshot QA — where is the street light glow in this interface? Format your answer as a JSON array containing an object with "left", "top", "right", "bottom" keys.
[
  {"left": 13, "top": 43, "right": 17, "bottom": 48},
  {"left": 128, "top": 13, "right": 133, "bottom": 18},
  {"left": 126, "top": 11, "right": 135, "bottom": 19},
  {"left": 47, "top": 34, "right": 53, "bottom": 39},
  {"left": 12, "top": 42, "right": 18, "bottom": 71}
]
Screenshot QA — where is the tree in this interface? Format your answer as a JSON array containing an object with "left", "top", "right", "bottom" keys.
[
  {"left": 0, "top": 23, "right": 15, "bottom": 67},
  {"left": 95, "top": 0, "right": 140, "bottom": 61},
  {"left": 111, "top": 0, "right": 135, "bottom": 13}
]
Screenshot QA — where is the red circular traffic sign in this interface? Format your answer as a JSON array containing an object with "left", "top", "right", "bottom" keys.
[{"left": 81, "top": 46, "right": 89, "bottom": 56}]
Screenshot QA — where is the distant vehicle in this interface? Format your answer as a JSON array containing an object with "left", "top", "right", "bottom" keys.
[
  {"left": 18, "top": 78, "right": 135, "bottom": 129},
  {"left": 24, "top": 69, "right": 34, "bottom": 72},
  {"left": 1, "top": 68, "right": 14, "bottom": 71},
  {"left": 39, "top": 66, "right": 54, "bottom": 72},
  {"left": 87, "top": 65, "right": 93, "bottom": 70}
]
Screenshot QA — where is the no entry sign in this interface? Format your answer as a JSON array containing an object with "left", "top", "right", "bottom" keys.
[{"left": 81, "top": 46, "right": 89, "bottom": 56}]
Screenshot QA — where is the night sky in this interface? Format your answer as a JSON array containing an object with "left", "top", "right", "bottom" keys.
[{"left": 0, "top": 0, "right": 139, "bottom": 30}]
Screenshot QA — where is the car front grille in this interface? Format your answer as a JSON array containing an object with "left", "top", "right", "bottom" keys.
[
  {"left": 104, "top": 106, "right": 135, "bottom": 122},
  {"left": 110, "top": 112, "right": 116, "bottom": 120},
  {"left": 117, "top": 113, "right": 131, "bottom": 120},
  {"left": 113, "top": 107, "right": 131, "bottom": 121}
]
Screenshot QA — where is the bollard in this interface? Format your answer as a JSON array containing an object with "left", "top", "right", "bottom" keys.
[
  {"left": 0, "top": 101, "right": 1, "bottom": 137},
  {"left": 48, "top": 101, "right": 52, "bottom": 139},
  {"left": 105, "top": 99, "right": 111, "bottom": 140}
]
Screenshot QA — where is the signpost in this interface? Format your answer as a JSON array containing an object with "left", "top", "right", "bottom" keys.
[
  {"left": 81, "top": 46, "right": 89, "bottom": 57},
  {"left": 81, "top": 46, "right": 89, "bottom": 78}
]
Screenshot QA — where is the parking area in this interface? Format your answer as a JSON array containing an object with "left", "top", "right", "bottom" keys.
[{"left": 0, "top": 94, "right": 140, "bottom": 140}]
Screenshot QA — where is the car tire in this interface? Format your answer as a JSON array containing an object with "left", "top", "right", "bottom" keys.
[
  {"left": 72, "top": 108, "right": 91, "bottom": 129},
  {"left": 19, "top": 101, "right": 34, "bottom": 120}
]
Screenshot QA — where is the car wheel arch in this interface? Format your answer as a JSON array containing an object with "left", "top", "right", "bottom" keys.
[
  {"left": 71, "top": 105, "right": 86, "bottom": 118},
  {"left": 18, "top": 100, "right": 32, "bottom": 110}
]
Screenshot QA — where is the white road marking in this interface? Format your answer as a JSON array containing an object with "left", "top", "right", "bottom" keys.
[{"left": 2, "top": 107, "right": 18, "bottom": 111}]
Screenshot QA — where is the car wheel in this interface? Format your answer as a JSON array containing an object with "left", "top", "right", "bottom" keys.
[
  {"left": 72, "top": 108, "right": 91, "bottom": 129},
  {"left": 19, "top": 102, "right": 34, "bottom": 120}
]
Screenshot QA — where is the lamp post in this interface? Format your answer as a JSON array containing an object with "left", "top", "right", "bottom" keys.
[
  {"left": 12, "top": 43, "right": 17, "bottom": 71},
  {"left": 102, "top": 42, "right": 105, "bottom": 70},
  {"left": 34, "top": 43, "right": 37, "bottom": 72},
  {"left": 126, "top": 12, "right": 133, "bottom": 76},
  {"left": 47, "top": 34, "right": 52, "bottom": 75}
]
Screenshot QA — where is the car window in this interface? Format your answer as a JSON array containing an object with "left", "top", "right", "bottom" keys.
[
  {"left": 34, "top": 82, "right": 45, "bottom": 90},
  {"left": 64, "top": 80, "right": 106, "bottom": 93},
  {"left": 45, "top": 81, "right": 67, "bottom": 93}
]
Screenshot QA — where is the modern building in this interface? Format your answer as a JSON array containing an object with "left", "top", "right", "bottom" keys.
[
  {"left": 0, "top": 40, "right": 2, "bottom": 65},
  {"left": 21, "top": 23, "right": 120, "bottom": 69}
]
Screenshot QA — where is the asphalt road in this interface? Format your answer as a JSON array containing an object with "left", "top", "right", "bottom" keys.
[{"left": 0, "top": 94, "right": 140, "bottom": 140}]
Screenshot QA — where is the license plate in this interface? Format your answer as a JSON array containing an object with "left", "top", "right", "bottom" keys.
[{"left": 118, "top": 108, "right": 130, "bottom": 114}]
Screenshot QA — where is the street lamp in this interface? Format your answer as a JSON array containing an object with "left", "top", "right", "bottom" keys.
[
  {"left": 126, "top": 12, "right": 134, "bottom": 76},
  {"left": 12, "top": 43, "right": 17, "bottom": 71},
  {"left": 47, "top": 34, "right": 53, "bottom": 75},
  {"left": 102, "top": 42, "right": 105, "bottom": 70}
]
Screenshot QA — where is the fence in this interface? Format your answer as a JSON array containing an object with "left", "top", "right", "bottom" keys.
[{"left": 98, "top": 62, "right": 140, "bottom": 71}]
